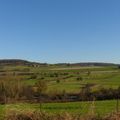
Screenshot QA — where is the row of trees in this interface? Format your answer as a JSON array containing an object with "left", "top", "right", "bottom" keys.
[{"left": 0, "top": 77, "right": 120, "bottom": 104}]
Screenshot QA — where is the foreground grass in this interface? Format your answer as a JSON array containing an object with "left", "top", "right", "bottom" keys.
[{"left": 0, "top": 100, "right": 119, "bottom": 118}]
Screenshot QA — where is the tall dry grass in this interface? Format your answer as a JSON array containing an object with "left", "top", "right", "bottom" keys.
[{"left": 4, "top": 110, "right": 120, "bottom": 120}]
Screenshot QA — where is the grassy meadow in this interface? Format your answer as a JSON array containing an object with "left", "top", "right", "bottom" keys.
[
  {"left": 0, "top": 100, "right": 119, "bottom": 117},
  {"left": 0, "top": 64, "right": 120, "bottom": 119},
  {"left": 9, "top": 65, "right": 120, "bottom": 93}
]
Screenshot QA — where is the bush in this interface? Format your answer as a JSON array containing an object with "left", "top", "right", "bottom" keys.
[
  {"left": 29, "top": 75, "right": 37, "bottom": 79},
  {"left": 76, "top": 77, "right": 83, "bottom": 81},
  {"left": 56, "top": 79, "right": 60, "bottom": 83}
]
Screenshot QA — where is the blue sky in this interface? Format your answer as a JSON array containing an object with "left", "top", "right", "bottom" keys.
[{"left": 0, "top": 0, "right": 120, "bottom": 63}]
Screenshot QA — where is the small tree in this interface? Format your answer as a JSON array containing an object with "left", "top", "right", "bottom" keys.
[
  {"left": 56, "top": 79, "right": 60, "bottom": 83},
  {"left": 35, "top": 80, "right": 47, "bottom": 111},
  {"left": 76, "top": 77, "right": 83, "bottom": 81},
  {"left": 87, "top": 70, "right": 91, "bottom": 76},
  {"left": 116, "top": 86, "right": 120, "bottom": 113},
  {"left": 80, "top": 84, "right": 92, "bottom": 101},
  {"left": 30, "top": 74, "right": 37, "bottom": 79},
  {"left": 118, "top": 66, "right": 120, "bottom": 69}
]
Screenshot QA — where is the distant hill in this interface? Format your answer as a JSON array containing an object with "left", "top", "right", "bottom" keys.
[
  {"left": 0, "top": 59, "right": 47, "bottom": 67},
  {"left": 0, "top": 59, "right": 118, "bottom": 67},
  {"left": 55, "top": 62, "right": 119, "bottom": 67}
]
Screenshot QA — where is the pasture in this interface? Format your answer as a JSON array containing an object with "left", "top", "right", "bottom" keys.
[
  {"left": 3, "top": 65, "right": 119, "bottom": 93},
  {"left": 0, "top": 64, "right": 120, "bottom": 119}
]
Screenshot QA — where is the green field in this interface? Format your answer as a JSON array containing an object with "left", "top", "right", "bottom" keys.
[
  {"left": 6, "top": 65, "right": 119, "bottom": 93},
  {"left": 1, "top": 65, "right": 120, "bottom": 94},
  {"left": 0, "top": 64, "right": 120, "bottom": 118}
]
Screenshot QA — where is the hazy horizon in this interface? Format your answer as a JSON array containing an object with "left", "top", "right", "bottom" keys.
[
  {"left": 0, "top": 58, "right": 119, "bottom": 64},
  {"left": 0, "top": 0, "right": 120, "bottom": 63}
]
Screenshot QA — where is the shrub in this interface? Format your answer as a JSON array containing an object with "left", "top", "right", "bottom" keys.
[
  {"left": 56, "top": 79, "right": 60, "bottom": 83},
  {"left": 76, "top": 77, "right": 83, "bottom": 81}
]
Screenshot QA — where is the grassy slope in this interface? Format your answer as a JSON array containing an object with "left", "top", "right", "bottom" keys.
[
  {"left": 2, "top": 65, "right": 120, "bottom": 93},
  {"left": 0, "top": 65, "right": 120, "bottom": 118},
  {"left": 0, "top": 100, "right": 118, "bottom": 116}
]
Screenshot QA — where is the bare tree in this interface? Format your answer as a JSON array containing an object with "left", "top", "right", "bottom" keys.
[{"left": 35, "top": 80, "right": 47, "bottom": 111}]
